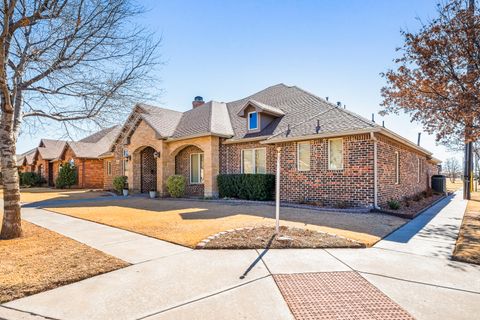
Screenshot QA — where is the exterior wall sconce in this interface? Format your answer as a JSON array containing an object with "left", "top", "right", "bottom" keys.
[{"left": 153, "top": 151, "right": 160, "bottom": 159}]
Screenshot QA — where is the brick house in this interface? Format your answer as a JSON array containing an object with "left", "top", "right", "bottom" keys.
[
  {"left": 17, "top": 126, "right": 119, "bottom": 189},
  {"left": 105, "top": 84, "right": 440, "bottom": 208},
  {"left": 50, "top": 126, "right": 121, "bottom": 189}
]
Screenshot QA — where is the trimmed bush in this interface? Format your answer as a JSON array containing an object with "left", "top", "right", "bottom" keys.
[
  {"left": 166, "top": 175, "right": 186, "bottom": 198},
  {"left": 113, "top": 176, "right": 128, "bottom": 194},
  {"left": 217, "top": 174, "right": 275, "bottom": 201},
  {"left": 56, "top": 163, "right": 77, "bottom": 189},
  {"left": 20, "top": 172, "right": 43, "bottom": 187},
  {"left": 387, "top": 199, "right": 401, "bottom": 210}
]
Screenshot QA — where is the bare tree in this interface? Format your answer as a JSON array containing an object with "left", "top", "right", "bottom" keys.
[
  {"left": 0, "top": 0, "right": 161, "bottom": 239},
  {"left": 445, "top": 157, "right": 461, "bottom": 182}
]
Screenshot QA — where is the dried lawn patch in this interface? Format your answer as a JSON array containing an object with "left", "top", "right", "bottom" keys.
[
  {"left": 202, "top": 226, "right": 363, "bottom": 249},
  {"left": 453, "top": 192, "right": 480, "bottom": 265},
  {"left": 0, "top": 215, "right": 128, "bottom": 303},
  {"left": 44, "top": 198, "right": 407, "bottom": 248},
  {"left": 446, "top": 180, "right": 463, "bottom": 193}
]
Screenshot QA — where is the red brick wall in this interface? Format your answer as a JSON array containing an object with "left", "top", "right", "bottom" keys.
[
  {"left": 219, "top": 140, "right": 277, "bottom": 174},
  {"left": 278, "top": 135, "right": 374, "bottom": 207},
  {"left": 376, "top": 133, "right": 434, "bottom": 205},
  {"left": 175, "top": 145, "right": 204, "bottom": 197}
]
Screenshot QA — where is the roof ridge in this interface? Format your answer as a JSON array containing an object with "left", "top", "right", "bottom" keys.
[
  {"left": 137, "top": 103, "right": 184, "bottom": 115},
  {"left": 227, "top": 83, "right": 289, "bottom": 104},
  {"left": 292, "top": 85, "right": 378, "bottom": 128}
]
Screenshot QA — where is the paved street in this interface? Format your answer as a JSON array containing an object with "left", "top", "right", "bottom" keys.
[{"left": 1, "top": 192, "right": 479, "bottom": 320}]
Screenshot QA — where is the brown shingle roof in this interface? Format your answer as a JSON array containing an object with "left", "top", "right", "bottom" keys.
[
  {"left": 37, "top": 139, "right": 67, "bottom": 160},
  {"left": 68, "top": 126, "right": 121, "bottom": 158}
]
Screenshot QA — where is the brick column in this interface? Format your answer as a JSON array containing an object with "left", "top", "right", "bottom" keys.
[{"left": 203, "top": 136, "right": 220, "bottom": 198}]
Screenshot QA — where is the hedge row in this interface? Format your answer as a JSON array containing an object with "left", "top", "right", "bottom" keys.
[{"left": 217, "top": 174, "right": 275, "bottom": 201}]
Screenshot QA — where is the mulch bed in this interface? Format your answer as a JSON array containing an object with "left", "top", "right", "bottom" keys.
[
  {"left": 453, "top": 193, "right": 480, "bottom": 265},
  {"left": 201, "top": 226, "right": 363, "bottom": 249},
  {"left": 0, "top": 217, "right": 129, "bottom": 303},
  {"left": 380, "top": 194, "right": 444, "bottom": 218}
]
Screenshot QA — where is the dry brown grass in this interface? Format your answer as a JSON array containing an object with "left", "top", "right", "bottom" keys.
[
  {"left": 44, "top": 198, "right": 407, "bottom": 248},
  {"left": 0, "top": 215, "right": 128, "bottom": 303},
  {"left": 453, "top": 192, "right": 480, "bottom": 265},
  {"left": 203, "top": 226, "right": 363, "bottom": 249},
  {"left": 446, "top": 180, "right": 464, "bottom": 192},
  {"left": 0, "top": 188, "right": 111, "bottom": 203}
]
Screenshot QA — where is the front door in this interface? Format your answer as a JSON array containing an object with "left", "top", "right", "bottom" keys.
[
  {"left": 141, "top": 147, "right": 157, "bottom": 193},
  {"left": 48, "top": 163, "right": 54, "bottom": 186}
]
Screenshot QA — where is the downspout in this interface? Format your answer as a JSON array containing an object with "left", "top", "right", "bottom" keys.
[{"left": 370, "top": 132, "right": 379, "bottom": 209}]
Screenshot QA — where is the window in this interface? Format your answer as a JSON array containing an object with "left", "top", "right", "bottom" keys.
[
  {"left": 297, "top": 141, "right": 311, "bottom": 171},
  {"left": 241, "top": 148, "right": 266, "bottom": 174},
  {"left": 107, "top": 161, "right": 112, "bottom": 176},
  {"left": 190, "top": 153, "right": 204, "bottom": 184},
  {"left": 248, "top": 112, "right": 258, "bottom": 130},
  {"left": 395, "top": 151, "right": 400, "bottom": 184},
  {"left": 328, "top": 138, "right": 343, "bottom": 170}
]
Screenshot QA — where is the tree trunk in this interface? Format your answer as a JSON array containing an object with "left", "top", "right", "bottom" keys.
[{"left": 0, "top": 111, "right": 21, "bottom": 239}]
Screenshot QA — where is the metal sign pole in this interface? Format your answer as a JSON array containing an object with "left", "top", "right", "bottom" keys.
[{"left": 275, "top": 147, "right": 281, "bottom": 234}]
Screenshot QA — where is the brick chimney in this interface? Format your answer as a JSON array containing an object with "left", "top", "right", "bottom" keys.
[{"left": 192, "top": 96, "right": 205, "bottom": 108}]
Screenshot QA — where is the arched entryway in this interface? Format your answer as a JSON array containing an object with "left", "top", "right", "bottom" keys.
[{"left": 140, "top": 147, "right": 157, "bottom": 193}]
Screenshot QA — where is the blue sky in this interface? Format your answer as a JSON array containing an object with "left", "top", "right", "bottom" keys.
[{"left": 17, "top": 0, "right": 460, "bottom": 161}]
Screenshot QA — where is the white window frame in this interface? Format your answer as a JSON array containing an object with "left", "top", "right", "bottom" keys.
[
  {"left": 328, "top": 138, "right": 344, "bottom": 170},
  {"left": 297, "top": 141, "right": 311, "bottom": 171},
  {"left": 190, "top": 153, "right": 204, "bottom": 184},
  {"left": 395, "top": 151, "right": 400, "bottom": 184},
  {"left": 107, "top": 161, "right": 112, "bottom": 176},
  {"left": 247, "top": 111, "right": 258, "bottom": 130},
  {"left": 241, "top": 148, "right": 266, "bottom": 174}
]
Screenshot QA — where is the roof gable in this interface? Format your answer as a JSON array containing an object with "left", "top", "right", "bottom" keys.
[{"left": 237, "top": 99, "right": 285, "bottom": 117}]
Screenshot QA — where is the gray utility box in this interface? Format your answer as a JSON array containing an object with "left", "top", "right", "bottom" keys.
[{"left": 431, "top": 175, "right": 447, "bottom": 193}]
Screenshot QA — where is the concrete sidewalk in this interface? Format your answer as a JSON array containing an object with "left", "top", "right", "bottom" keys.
[{"left": 2, "top": 192, "right": 480, "bottom": 320}]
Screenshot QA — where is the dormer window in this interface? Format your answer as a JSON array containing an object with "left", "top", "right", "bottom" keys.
[{"left": 248, "top": 112, "right": 258, "bottom": 130}]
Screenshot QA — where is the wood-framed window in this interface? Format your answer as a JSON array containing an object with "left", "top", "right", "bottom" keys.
[
  {"left": 107, "top": 161, "right": 112, "bottom": 176},
  {"left": 190, "top": 153, "right": 204, "bottom": 184},
  {"left": 297, "top": 141, "right": 311, "bottom": 171},
  {"left": 247, "top": 111, "right": 258, "bottom": 130},
  {"left": 241, "top": 148, "right": 266, "bottom": 174},
  {"left": 328, "top": 138, "right": 343, "bottom": 170},
  {"left": 395, "top": 151, "right": 400, "bottom": 184}
]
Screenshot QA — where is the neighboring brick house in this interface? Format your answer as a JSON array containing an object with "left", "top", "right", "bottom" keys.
[
  {"left": 106, "top": 84, "right": 440, "bottom": 208},
  {"left": 51, "top": 126, "right": 121, "bottom": 189}
]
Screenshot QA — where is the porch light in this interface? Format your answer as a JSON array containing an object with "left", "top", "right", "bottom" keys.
[{"left": 153, "top": 151, "right": 160, "bottom": 159}]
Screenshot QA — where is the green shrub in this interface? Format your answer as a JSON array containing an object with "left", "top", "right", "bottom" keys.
[
  {"left": 166, "top": 175, "right": 186, "bottom": 198},
  {"left": 20, "top": 172, "right": 43, "bottom": 187},
  {"left": 55, "top": 163, "right": 77, "bottom": 189},
  {"left": 387, "top": 200, "right": 401, "bottom": 210},
  {"left": 113, "top": 176, "right": 128, "bottom": 194},
  {"left": 217, "top": 174, "right": 275, "bottom": 201}
]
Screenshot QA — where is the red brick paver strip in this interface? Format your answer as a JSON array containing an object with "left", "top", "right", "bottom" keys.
[{"left": 273, "top": 272, "right": 414, "bottom": 320}]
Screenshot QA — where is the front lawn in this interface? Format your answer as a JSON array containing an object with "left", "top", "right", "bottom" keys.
[
  {"left": 0, "top": 215, "right": 128, "bottom": 303},
  {"left": 43, "top": 198, "right": 408, "bottom": 248},
  {"left": 453, "top": 192, "right": 480, "bottom": 265}
]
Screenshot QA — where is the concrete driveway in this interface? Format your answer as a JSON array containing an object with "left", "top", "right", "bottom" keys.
[{"left": 2, "top": 192, "right": 479, "bottom": 320}]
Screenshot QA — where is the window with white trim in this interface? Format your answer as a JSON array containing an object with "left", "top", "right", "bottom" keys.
[
  {"left": 328, "top": 138, "right": 343, "bottom": 170},
  {"left": 190, "top": 153, "right": 204, "bottom": 184},
  {"left": 241, "top": 148, "right": 266, "bottom": 174},
  {"left": 248, "top": 112, "right": 258, "bottom": 130},
  {"left": 107, "top": 161, "right": 112, "bottom": 176},
  {"left": 297, "top": 141, "right": 311, "bottom": 171},
  {"left": 395, "top": 151, "right": 400, "bottom": 184}
]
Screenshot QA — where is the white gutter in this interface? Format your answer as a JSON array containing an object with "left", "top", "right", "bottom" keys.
[
  {"left": 222, "top": 136, "right": 270, "bottom": 145},
  {"left": 370, "top": 132, "right": 379, "bottom": 210},
  {"left": 166, "top": 132, "right": 233, "bottom": 142}
]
